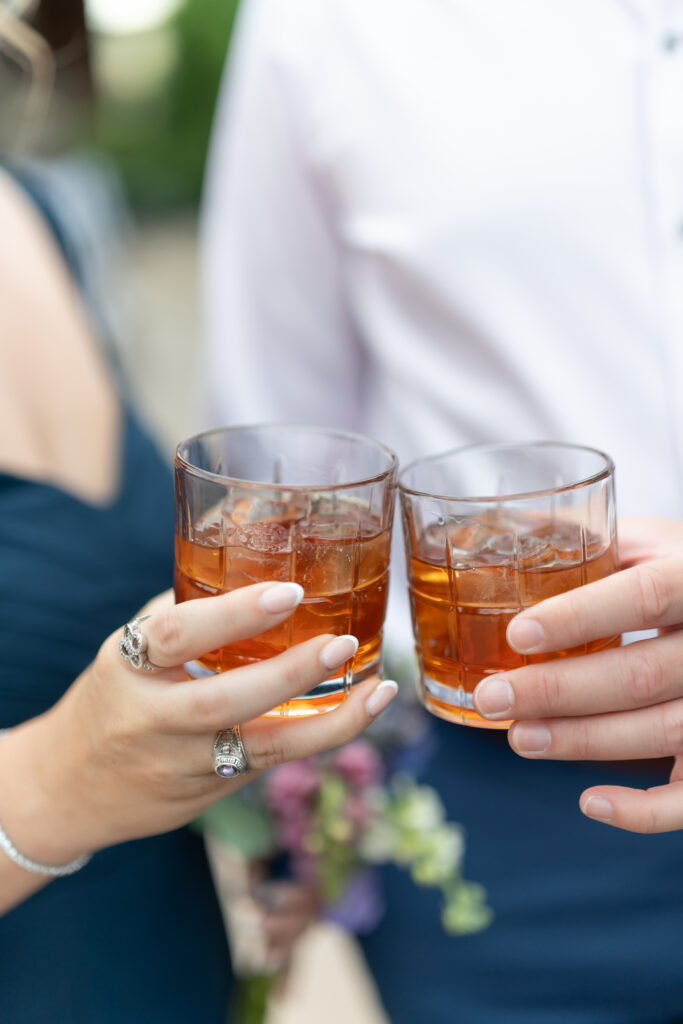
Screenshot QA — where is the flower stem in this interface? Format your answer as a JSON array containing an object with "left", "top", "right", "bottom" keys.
[{"left": 231, "top": 973, "right": 277, "bottom": 1024}]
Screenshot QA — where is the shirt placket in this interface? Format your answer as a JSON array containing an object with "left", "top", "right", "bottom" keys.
[{"left": 646, "top": 2, "right": 683, "bottom": 503}]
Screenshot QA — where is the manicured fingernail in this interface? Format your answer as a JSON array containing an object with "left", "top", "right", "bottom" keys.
[
  {"left": 320, "top": 634, "right": 359, "bottom": 671},
  {"left": 258, "top": 582, "right": 304, "bottom": 613},
  {"left": 366, "top": 680, "right": 399, "bottom": 717},
  {"left": 507, "top": 617, "right": 545, "bottom": 653},
  {"left": 581, "top": 796, "right": 614, "bottom": 822},
  {"left": 509, "top": 722, "right": 551, "bottom": 755},
  {"left": 474, "top": 677, "right": 514, "bottom": 718}
]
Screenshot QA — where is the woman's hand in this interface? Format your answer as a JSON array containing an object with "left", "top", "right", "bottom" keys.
[
  {"left": 471, "top": 519, "right": 683, "bottom": 834},
  {"left": 0, "top": 581, "right": 397, "bottom": 868}
]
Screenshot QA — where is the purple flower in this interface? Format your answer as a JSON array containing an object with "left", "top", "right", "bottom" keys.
[
  {"left": 290, "top": 851, "right": 318, "bottom": 885},
  {"left": 333, "top": 741, "right": 383, "bottom": 789},
  {"left": 324, "top": 868, "right": 385, "bottom": 935}
]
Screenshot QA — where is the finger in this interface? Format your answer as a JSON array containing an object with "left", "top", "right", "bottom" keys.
[
  {"left": 115, "top": 582, "right": 305, "bottom": 671},
  {"left": 243, "top": 677, "right": 399, "bottom": 770},
  {"left": 507, "top": 698, "right": 683, "bottom": 761},
  {"left": 616, "top": 518, "right": 665, "bottom": 569},
  {"left": 617, "top": 518, "right": 683, "bottom": 569},
  {"left": 579, "top": 781, "right": 683, "bottom": 834},
  {"left": 506, "top": 557, "right": 683, "bottom": 655},
  {"left": 473, "top": 631, "right": 683, "bottom": 722},
  {"left": 165, "top": 633, "right": 361, "bottom": 733}
]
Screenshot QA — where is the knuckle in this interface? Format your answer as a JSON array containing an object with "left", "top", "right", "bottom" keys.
[
  {"left": 660, "top": 704, "right": 683, "bottom": 754},
  {"left": 564, "top": 593, "right": 587, "bottom": 641},
  {"left": 94, "top": 635, "right": 120, "bottom": 683},
  {"left": 142, "top": 753, "right": 174, "bottom": 792},
  {"left": 154, "top": 609, "right": 186, "bottom": 664},
  {"left": 138, "top": 691, "right": 168, "bottom": 732},
  {"left": 248, "top": 733, "right": 287, "bottom": 770},
  {"left": 572, "top": 719, "right": 593, "bottom": 760},
  {"left": 635, "top": 799, "right": 659, "bottom": 835},
  {"left": 99, "top": 709, "right": 140, "bottom": 763},
  {"left": 633, "top": 564, "right": 672, "bottom": 626},
  {"left": 189, "top": 686, "right": 232, "bottom": 730},
  {"left": 530, "top": 665, "right": 562, "bottom": 714},
  {"left": 624, "top": 649, "right": 665, "bottom": 706},
  {"left": 280, "top": 654, "right": 310, "bottom": 696}
]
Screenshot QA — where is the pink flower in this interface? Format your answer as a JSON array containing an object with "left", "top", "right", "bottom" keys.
[
  {"left": 276, "top": 812, "right": 310, "bottom": 853},
  {"left": 266, "top": 759, "right": 320, "bottom": 814},
  {"left": 345, "top": 794, "right": 371, "bottom": 829},
  {"left": 333, "top": 741, "right": 383, "bottom": 789}
]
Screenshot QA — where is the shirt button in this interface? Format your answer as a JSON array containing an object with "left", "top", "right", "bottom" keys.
[{"left": 662, "top": 33, "right": 681, "bottom": 52}]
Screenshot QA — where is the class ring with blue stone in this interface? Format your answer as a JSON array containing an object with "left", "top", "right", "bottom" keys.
[{"left": 213, "top": 725, "right": 251, "bottom": 779}]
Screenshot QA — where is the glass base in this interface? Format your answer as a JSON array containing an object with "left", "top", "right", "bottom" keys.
[
  {"left": 184, "top": 656, "right": 382, "bottom": 718},
  {"left": 265, "top": 657, "right": 382, "bottom": 718},
  {"left": 420, "top": 675, "right": 511, "bottom": 729}
]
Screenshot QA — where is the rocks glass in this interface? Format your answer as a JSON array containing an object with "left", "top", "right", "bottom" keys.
[
  {"left": 175, "top": 425, "right": 397, "bottom": 717},
  {"left": 399, "top": 442, "right": 619, "bottom": 728}
]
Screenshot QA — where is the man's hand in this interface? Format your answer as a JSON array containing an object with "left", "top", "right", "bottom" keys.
[{"left": 472, "top": 519, "right": 683, "bottom": 834}]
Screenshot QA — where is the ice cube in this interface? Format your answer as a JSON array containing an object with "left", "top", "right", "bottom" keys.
[
  {"left": 419, "top": 522, "right": 450, "bottom": 565},
  {"left": 517, "top": 532, "right": 554, "bottom": 568},
  {"left": 292, "top": 513, "right": 357, "bottom": 596},
  {"left": 225, "top": 492, "right": 308, "bottom": 527},
  {"left": 296, "top": 513, "right": 359, "bottom": 542},
  {"left": 192, "top": 504, "right": 225, "bottom": 546},
  {"left": 236, "top": 521, "right": 293, "bottom": 553}
]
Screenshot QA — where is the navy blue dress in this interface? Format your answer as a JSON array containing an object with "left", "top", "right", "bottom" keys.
[
  {"left": 0, "top": 412, "right": 232, "bottom": 1023},
  {"left": 361, "top": 719, "right": 683, "bottom": 1023}
]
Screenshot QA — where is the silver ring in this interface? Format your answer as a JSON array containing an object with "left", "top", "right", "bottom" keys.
[
  {"left": 213, "top": 725, "right": 250, "bottom": 779},
  {"left": 119, "top": 616, "right": 162, "bottom": 673}
]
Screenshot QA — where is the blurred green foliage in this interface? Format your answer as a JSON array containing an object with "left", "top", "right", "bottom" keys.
[{"left": 92, "top": 0, "right": 240, "bottom": 210}]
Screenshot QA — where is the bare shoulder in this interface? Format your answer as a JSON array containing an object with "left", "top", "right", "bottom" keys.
[
  {"left": 0, "top": 171, "right": 69, "bottom": 289},
  {"left": 0, "top": 170, "right": 88, "bottom": 353},
  {"left": 0, "top": 169, "right": 120, "bottom": 504}
]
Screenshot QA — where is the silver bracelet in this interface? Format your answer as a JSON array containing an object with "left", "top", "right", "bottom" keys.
[{"left": 0, "top": 729, "right": 92, "bottom": 878}]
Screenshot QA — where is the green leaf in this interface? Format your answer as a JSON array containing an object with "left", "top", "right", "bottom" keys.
[
  {"left": 191, "top": 793, "right": 275, "bottom": 859},
  {"left": 441, "top": 881, "right": 494, "bottom": 936}
]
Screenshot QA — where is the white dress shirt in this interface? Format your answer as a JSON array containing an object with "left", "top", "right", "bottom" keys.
[{"left": 202, "top": 0, "right": 683, "bottom": 650}]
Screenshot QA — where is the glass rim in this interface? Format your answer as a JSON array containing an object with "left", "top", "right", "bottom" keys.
[
  {"left": 175, "top": 422, "right": 398, "bottom": 492},
  {"left": 398, "top": 440, "right": 615, "bottom": 503}
]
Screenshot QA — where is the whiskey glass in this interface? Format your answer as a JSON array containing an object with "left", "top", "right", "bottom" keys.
[
  {"left": 399, "top": 442, "right": 619, "bottom": 728},
  {"left": 175, "top": 424, "right": 397, "bottom": 717}
]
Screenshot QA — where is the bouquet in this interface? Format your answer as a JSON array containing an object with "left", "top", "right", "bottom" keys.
[
  {"left": 195, "top": 687, "right": 491, "bottom": 1024},
  {"left": 262, "top": 743, "right": 491, "bottom": 937}
]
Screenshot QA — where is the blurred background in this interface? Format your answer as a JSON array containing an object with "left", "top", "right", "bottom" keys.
[
  {"left": 1, "top": 0, "right": 240, "bottom": 453},
  {"left": 87, "top": 0, "right": 238, "bottom": 209},
  {"left": 0, "top": 2, "right": 386, "bottom": 1019},
  {"left": 85, "top": 0, "right": 240, "bottom": 450}
]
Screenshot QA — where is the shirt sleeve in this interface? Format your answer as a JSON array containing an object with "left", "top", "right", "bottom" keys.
[{"left": 200, "top": 0, "right": 362, "bottom": 429}]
